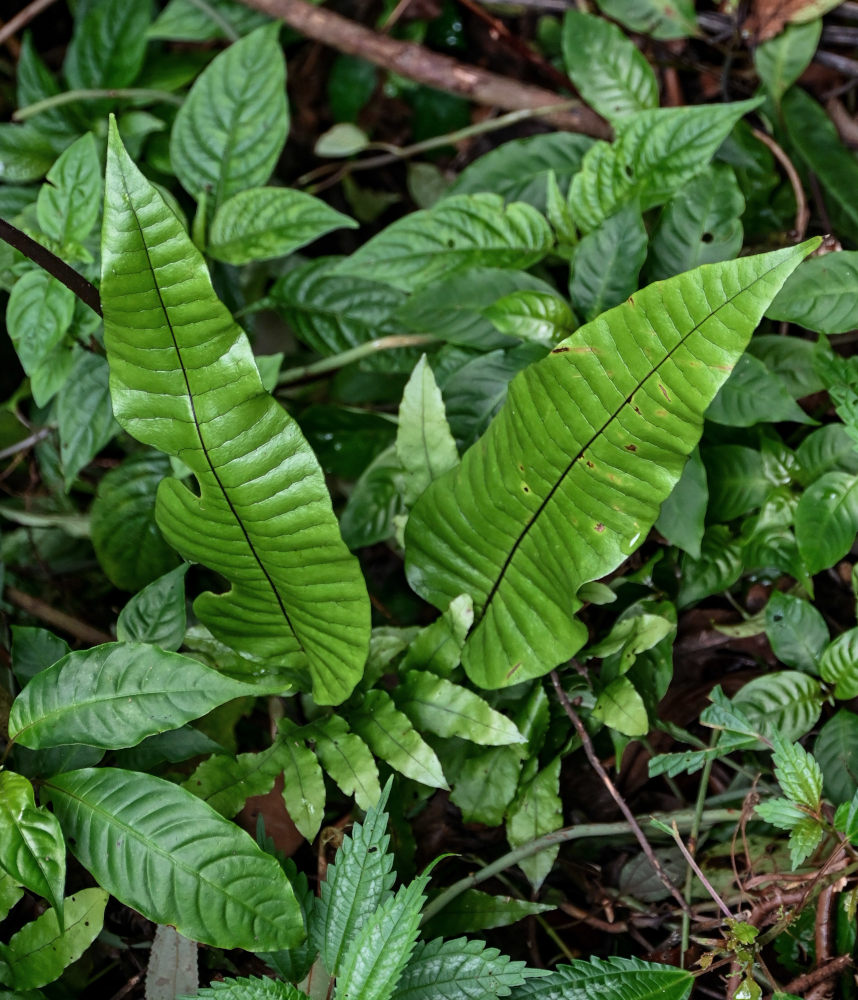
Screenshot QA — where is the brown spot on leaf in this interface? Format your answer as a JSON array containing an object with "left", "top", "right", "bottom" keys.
[
  {"left": 595, "top": 522, "right": 605, "bottom": 532},
  {"left": 658, "top": 383, "right": 671, "bottom": 401},
  {"left": 625, "top": 444, "right": 637, "bottom": 452},
  {"left": 505, "top": 662, "right": 522, "bottom": 680},
  {"left": 552, "top": 345, "right": 570, "bottom": 353},
  {"left": 586, "top": 460, "right": 594, "bottom": 468}
]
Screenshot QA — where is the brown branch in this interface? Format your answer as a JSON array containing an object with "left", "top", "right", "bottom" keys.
[
  {"left": 0, "top": 219, "right": 102, "bottom": 317},
  {"left": 550, "top": 670, "right": 692, "bottom": 915},
  {"left": 236, "top": 0, "right": 610, "bottom": 137},
  {"left": 5, "top": 586, "right": 112, "bottom": 645},
  {"left": 0, "top": 0, "right": 59, "bottom": 48},
  {"left": 750, "top": 128, "right": 809, "bottom": 243},
  {"left": 784, "top": 955, "right": 853, "bottom": 997}
]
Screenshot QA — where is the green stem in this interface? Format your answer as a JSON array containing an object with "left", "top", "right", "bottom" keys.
[
  {"left": 14, "top": 88, "right": 184, "bottom": 121},
  {"left": 277, "top": 334, "right": 438, "bottom": 386},
  {"left": 681, "top": 737, "right": 717, "bottom": 964},
  {"left": 420, "top": 807, "right": 740, "bottom": 923},
  {"left": 184, "top": 0, "right": 240, "bottom": 40}
]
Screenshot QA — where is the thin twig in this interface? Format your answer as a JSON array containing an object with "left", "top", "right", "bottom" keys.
[
  {"left": 14, "top": 87, "right": 183, "bottom": 121},
  {"left": 276, "top": 334, "right": 437, "bottom": 386},
  {"left": 784, "top": 954, "right": 853, "bottom": 996},
  {"left": 750, "top": 127, "right": 809, "bottom": 242},
  {"left": 0, "top": 0, "right": 59, "bottom": 48},
  {"left": 236, "top": 0, "right": 610, "bottom": 136},
  {"left": 0, "top": 427, "right": 53, "bottom": 462},
  {"left": 669, "top": 821, "right": 732, "bottom": 920},
  {"left": 5, "top": 586, "right": 112, "bottom": 645},
  {"left": 0, "top": 219, "right": 102, "bottom": 316},
  {"left": 184, "top": 0, "right": 240, "bottom": 40},
  {"left": 550, "top": 671, "right": 692, "bottom": 915}
]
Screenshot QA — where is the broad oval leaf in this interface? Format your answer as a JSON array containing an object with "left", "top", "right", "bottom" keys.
[
  {"left": 207, "top": 187, "right": 357, "bottom": 265},
  {"left": 765, "top": 591, "right": 828, "bottom": 674},
  {"left": 8, "top": 642, "right": 274, "bottom": 750},
  {"left": 64, "top": 0, "right": 151, "bottom": 91},
  {"left": 0, "top": 772, "right": 65, "bottom": 917},
  {"left": 754, "top": 20, "right": 821, "bottom": 105},
  {"left": 733, "top": 671, "right": 822, "bottom": 742},
  {"left": 101, "top": 121, "right": 370, "bottom": 705},
  {"left": 7, "top": 270, "right": 75, "bottom": 376},
  {"left": 819, "top": 628, "right": 858, "bottom": 699},
  {"left": 768, "top": 251, "right": 858, "bottom": 334},
  {"left": 795, "top": 470, "right": 858, "bottom": 576},
  {"left": 595, "top": 0, "right": 696, "bottom": 39},
  {"left": 149, "top": 0, "right": 271, "bottom": 41},
  {"left": 273, "top": 718, "right": 327, "bottom": 841},
  {"left": 405, "top": 243, "right": 813, "bottom": 688},
  {"left": 116, "top": 563, "right": 188, "bottom": 650},
  {"left": 44, "top": 768, "right": 303, "bottom": 951},
  {"left": 170, "top": 23, "right": 288, "bottom": 207},
  {"left": 333, "top": 194, "right": 553, "bottom": 292}
]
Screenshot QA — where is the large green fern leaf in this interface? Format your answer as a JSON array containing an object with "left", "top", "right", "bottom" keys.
[
  {"left": 100, "top": 120, "right": 370, "bottom": 704},
  {"left": 405, "top": 242, "right": 815, "bottom": 689}
]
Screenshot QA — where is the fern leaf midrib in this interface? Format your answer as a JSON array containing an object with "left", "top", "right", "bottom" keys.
[
  {"left": 126, "top": 197, "right": 303, "bottom": 654},
  {"left": 475, "top": 265, "right": 778, "bottom": 630}
]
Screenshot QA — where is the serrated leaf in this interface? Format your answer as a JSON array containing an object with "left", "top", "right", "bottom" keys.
[
  {"left": 273, "top": 718, "right": 326, "bottom": 841},
  {"left": 814, "top": 709, "right": 858, "bottom": 802},
  {"left": 170, "top": 24, "right": 288, "bottom": 208},
  {"left": 182, "top": 745, "right": 281, "bottom": 817},
  {"left": 311, "top": 780, "right": 395, "bottom": 976},
  {"left": 90, "top": 452, "right": 181, "bottom": 592},
  {"left": 207, "top": 187, "right": 357, "bottom": 264},
  {"left": 771, "top": 735, "right": 823, "bottom": 811},
  {"left": 755, "top": 20, "right": 821, "bottom": 104},
  {"left": 149, "top": 0, "right": 270, "bottom": 41},
  {"left": 308, "top": 715, "right": 380, "bottom": 810},
  {"left": 562, "top": 11, "right": 658, "bottom": 121},
  {"left": 391, "top": 937, "right": 533, "bottom": 1000},
  {"left": 819, "top": 627, "right": 858, "bottom": 699},
  {"left": 513, "top": 955, "right": 693, "bottom": 1000},
  {"left": 0, "top": 889, "right": 106, "bottom": 991},
  {"left": 569, "top": 202, "right": 648, "bottom": 321},
  {"left": 0, "top": 772, "right": 65, "bottom": 918},
  {"left": 421, "top": 890, "right": 553, "bottom": 939},
  {"left": 117, "top": 564, "right": 189, "bottom": 650},
  {"left": 177, "top": 976, "right": 305, "bottom": 999},
  {"left": 333, "top": 194, "right": 553, "bottom": 292},
  {"left": 788, "top": 815, "right": 824, "bottom": 868},
  {"left": 44, "top": 768, "right": 302, "bottom": 951},
  {"left": 7, "top": 270, "right": 75, "bottom": 376},
  {"left": 395, "top": 672, "right": 524, "bottom": 745},
  {"left": 9, "top": 642, "right": 274, "bottom": 750},
  {"left": 795, "top": 470, "right": 858, "bottom": 576},
  {"left": 351, "top": 689, "right": 447, "bottom": 789},
  {"left": 506, "top": 756, "right": 562, "bottom": 890},
  {"left": 145, "top": 924, "right": 198, "bottom": 1000},
  {"left": 768, "top": 252, "right": 858, "bottom": 333},
  {"left": 334, "top": 874, "right": 429, "bottom": 1000},
  {"left": 64, "top": 0, "right": 152, "bottom": 91},
  {"left": 733, "top": 671, "right": 822, "bottom": 742},
  {"left": 406, "top": 244, "right": 812, "bottom": 688},
  {"left": 102, "top": 122, "right": 370, "bottom": 705},
  {"left": 397, "top": 355, "right": 459, "bottom": 507},
  {"left": 765, "top": 591, "right": 828, "bottom": 673},
  {"left": 648, "top": 165, "right": 745, "bottom": 281},
  {"left": 569, "top": 100, "right": 759, "bottom": 233}
]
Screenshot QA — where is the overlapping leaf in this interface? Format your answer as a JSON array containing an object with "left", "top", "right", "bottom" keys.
[
  {"left": 100, "top": 122, "right": 370, "bottom": 704},
  {"left": 405, "top": 243, "right": 813, "bottom": 688}
]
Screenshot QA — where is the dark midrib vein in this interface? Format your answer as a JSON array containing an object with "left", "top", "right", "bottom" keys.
[
  {"left": 476, "top": 272, "right": 774, "bottom": 627},
  {"left": 128, "top": 204, "right": 302, "bottom": 650}
]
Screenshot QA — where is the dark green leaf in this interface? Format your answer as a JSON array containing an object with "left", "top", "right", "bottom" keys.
[
  {"left": 594, "top": 0, "right": 696, "bottom": 39},
  {"left": 706, "top": 354, "right": 813, "bottom": 427},
  {"left": 814, "top": 709, "right": 858, "bottom": 802},
  {"left": 149, "top": 0, "right": 270, "bottom": 40},
  {"left": 733, "top": 671, "right": 822, "bottom": 742},
  {"left": 765, "top": 591, "right": 828, "bottom": 673},
  {"left": 795, "top": 471, "right": 858, "bottom": 575},
  {"left": 421, "top": 890, "right": 553, "bottom": 939},
  {"left": 768, "top": 252, "right": 858, "bottom": 333},
  {"left": 655, "top": 449, "right": 707, "bottom": 557},
  {"left": 116, "top": 564, "right": 188, "bottom": 650},
  {"left": 64, "top": 0, "right": 152, "bottom": 91},
  {"left": 36, "top": 132, "right": 101, "bottom": 247},
  {"left": 10, "top": 627, "right": 69, "bottom": 688},
  {"left": 7, "top": 270, "right": 75, "bottom": 376},
  {"left": 820, "top": 627, "right": 858, "bottom": 699},
  {"left": 391, "top": 937, "right": 533, "bottom": 1000},
  {"left": 754, "top": 21, "right": 821, "bottom": 104},
  {"left": 339, "top": 445, "right": 405, "bottom": 550}
]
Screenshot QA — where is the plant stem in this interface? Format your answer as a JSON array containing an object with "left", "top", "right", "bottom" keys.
[
  {"left": 5, "top": 586, "right": 112, "bottom": 645},
  {"left": 14, "top": 88, "right": 183, "bottom": 121},
  {"left": 277, "top": 334, "right": 437, "bottom": 386},
  {"left": 184, "top": 0, "right": 240, "bottom": 40},
  {"left": 0, "top": 0, "right": 59, "bottom": 48},
  {"left": 681, "top": 737, "right": 717, "bottom": 963},
  {"left": 420, "top": 806, "right": 739, "bottom": 923}
]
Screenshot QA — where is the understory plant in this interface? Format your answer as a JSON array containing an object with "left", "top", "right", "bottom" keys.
[{"left": 4, "top": 2, "right": 858, "bottom": 998}]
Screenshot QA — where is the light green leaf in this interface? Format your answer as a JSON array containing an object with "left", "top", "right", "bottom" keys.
[
  {"left": 177, "top": 978, "right": 304, "bottom": 1000},
  {"left": 183, "top": 745, "right": 281, "bottom": 818},
  {"left": 36, "top": 133, "right": 102, "bottom": 246},
  {"left": 311, "top": 781, "right": 395, "bottom": 976},
  {"left": 587, "top": 612, "right": 674, "bottom": 671},
  {"left": 755, "top": 20, "right": 821, "bottom": 104},
  {"left": 445, "top": 133, "right": 594, "bottom": 210},
  {"left": 768, "top": 252, "right": 858, "bottom": 334},
  {"left": 655, "top": 448, "right": 707, "bottom": 557},
  {"left": 814, "top": 709, "right": 858, "bottom": 802},
  {"left": 448, "top": 745, "right": 522, "bottom": 825},
  {"left": 795, "top": 470, "right": 858, "bottom": 576},
  {"left": 340, "top": 445, "right": 405, "bottom": 550},
  {"left": 765, "top": 592, "right": 828, "bottom": 673},
  {"left": 647, "top": 165, "right": 745, "bottom": 281},
  {"left": 754, "top": 797, "right": 807, "bottom": 830},
  {"left": 820, "top": 627, "right": 858, "bottom": 699},
  {"left": 400, "top": 593, "right": 473, "bottom": 676},
  {"left": 505, "top": 756, "right": 562, "bottom": 890},
  {"left": 274, "top": 718, "right": 326, "bottom": 841},
  {"left": 788, "top": 815, "right": 824, "bottom": 869},
  {"left": 334, "top": 875, "right": 428, "bottom": 1000},
  {"left": 0, "top": 772, "right": 65, "bottom": 918},
  {"left": 391, "top": 937, "right": 533, "bottom": 1000},
  {"left": 45, "top": 768, "right": 302, "bottom": 951},
  {"left": 395, "top": 672, "right": 524, "bottom": 745},
  {"left": 316, "top": 123, "right": 370, "bottom": 158},
  {"left": 569, "top": 100, "right": 759, "bottom": 233},
  {"left": 146, "top": 924, "right": 198, "bottom": 1000},
  {"left": 771, "top": 734, "right": 823, "bottom": 811},
  {"left": 117, "top": 564, "right": 188, "bottom": 650},
  {"left": 706, "top": 353, "right": 813, "bottom": 426},
  {"left": 0, "top": 870, "right": 24, "bottom": 923},
  {"left": 562, "top": 11, "right": 658, "bottom": 121},
  {"left": 102, "top": 121, "right": 370, "bottom": 705},
  {"left": 834, "top": 790, "right": 858, "bottom": 842},
  {"left": 397, "top": 355, "right": 459, "bottom": 507},
  {"left": 406, "top": 243, "right": 813, "bottom": 688},
  {"left": 593, "top": 676, "right": 649, "bottom": 736},
  {"left": 513, "top": 955, "right": 693, "bottom": 1000},
  {"left": 30, "top": 338, "right": 78, "bottom": 407},
  {"left": 0, "top": 889, "right": 106, "bottom": 991},
  {"left": 333, "top": 194, "right": 553, "bottom": 292},
  {"left": 484, "top": 290, "right": 576, "bottom": 347},
  {"left": 569, "top": 202, "right": 648, "bottom": 321},
  {"left": 270, "top": 260, "right": 406, "bottom": 355},
  {"left": 421, "top": 890, "right": 553, "bottom": 939},
  {"left": 55, "top": 352, "right": 118, "bottom": 490},
  {"left": 308, "top": 715, "right": 380, "bottom": 810},
  {"left": 733, "top": 671, "right": 822, "bottom": 742},
  {"left": 7, "top": 270, "right": 75, "bottom": 376},
  {"left": 351, "top": 689, "right": 448, "bottom": 789},
  {"left": 207, "top": 187, "right": 357, "bottom": 264},
  {"left": 64, "top": 0, "right": 152, "bottom": 90},
  {"left": 9, "top": 642, "right": 275, "bottom": 750},
  {"left": 90, "top": 451, "right": 181, "bottom": 592},
  {"left": 149, "top": 0, "right": 270, "bottom": 41},
  {"left": 0, "top": 123, "right": 59, "bottom": 183},
  {"left": 170, "top": 24, "right": 288, "bottom": 208}
]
